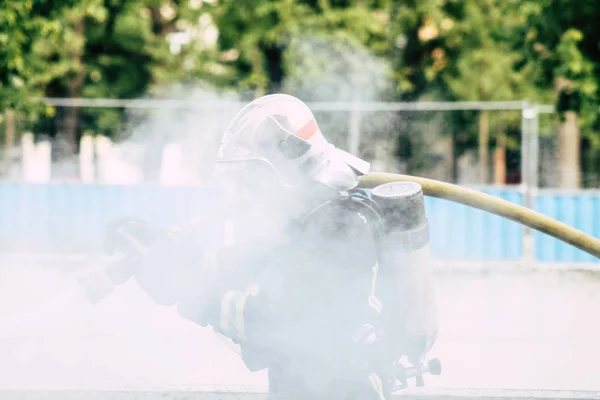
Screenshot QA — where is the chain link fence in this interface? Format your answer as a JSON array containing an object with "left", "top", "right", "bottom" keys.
[{"left": 0, "top": 99, "right": 553, "bottom": 191}]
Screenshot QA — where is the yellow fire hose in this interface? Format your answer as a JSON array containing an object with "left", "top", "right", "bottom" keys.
[{"left": 358, "top": 172, "right": 600, "bottom": 260}]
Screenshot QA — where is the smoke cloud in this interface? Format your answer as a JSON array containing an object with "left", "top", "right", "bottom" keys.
[{"left": 0, "top": 32, "right": 404, "bottom": 392}]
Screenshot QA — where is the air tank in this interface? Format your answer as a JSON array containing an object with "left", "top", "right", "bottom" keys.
[{"left": 371, "top": 181, "right": 438, "bottom": 368}]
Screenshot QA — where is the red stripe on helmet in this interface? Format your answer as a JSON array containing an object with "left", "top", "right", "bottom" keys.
[{"left": 296, "top": 119, "right": 318, "bottom": 140}]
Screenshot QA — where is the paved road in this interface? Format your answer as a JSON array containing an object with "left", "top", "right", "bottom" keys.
[{"left": 1, "top": 257, "right": 599, "bottom": 392}]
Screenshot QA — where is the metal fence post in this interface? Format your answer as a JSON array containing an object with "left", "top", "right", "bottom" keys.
[
  {"left": 348, "top": 101, "right": 362, "bottom": 155},
  {"left": 531, "top": 105, "right": 540, "bottom": 196},
  {"left": 521, "top": 101, "right": 540, "bottom": 262},
  {"left": 521, "top": 102, "right": 540, "bottom": 208}
]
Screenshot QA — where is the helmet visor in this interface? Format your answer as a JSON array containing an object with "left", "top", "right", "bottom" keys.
[
  {"left": 217, "top": 103, "right": 312, "bottom": 162},
  {"left": 216, "top": 103, "right": 315, "bottom": 187}
]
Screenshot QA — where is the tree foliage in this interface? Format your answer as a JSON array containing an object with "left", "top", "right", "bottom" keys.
[
  {"left": 0, "top": 0, "right": 79, "bottom": 115},
  {"left": 2, "top": 0, "right": 600, "bottom": 183}
]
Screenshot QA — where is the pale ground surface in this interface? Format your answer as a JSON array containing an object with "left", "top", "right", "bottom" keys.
[{"left": 1, "top": 256, "right": 600, "bottom": 392}]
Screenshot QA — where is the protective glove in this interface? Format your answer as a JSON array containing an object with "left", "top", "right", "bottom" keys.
[{"left": 103, "top": 217, "right": 205, "bottom": 307}]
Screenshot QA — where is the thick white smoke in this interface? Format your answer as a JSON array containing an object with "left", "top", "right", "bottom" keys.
[
  {"left": 0, "top": 33, "right": 401, "bottom": 392},
  {"left": 4, "top": 30, "right": 592, "bottom": 396}
]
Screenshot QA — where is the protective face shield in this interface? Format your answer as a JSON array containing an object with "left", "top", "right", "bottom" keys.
[{"left": 214, "top": 94, "right": 371, "bottom": 196}]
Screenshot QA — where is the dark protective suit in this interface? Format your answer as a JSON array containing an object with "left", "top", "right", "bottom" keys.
[{"left": 178, "top": 188, "right": 394, "bottom": 400}]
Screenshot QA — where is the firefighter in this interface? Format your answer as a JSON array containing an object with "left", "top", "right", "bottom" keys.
[{"left": 103, "top": 94, "right": 439, "bottom": 399}]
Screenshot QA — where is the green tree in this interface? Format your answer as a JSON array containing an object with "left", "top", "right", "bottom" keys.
[
  {"left": 204, "top": 0, "right": 389, "bottom": 96},
  {"left": 387, "top": 0, "right": 541, "bottom": 182},
  {"left": 514, "top": 0, "right": 600, "bottom": 187},
  {"left": 29, "top": 0, "right": 207, "bottom": 157},
  {"left": 0, "top": 0, "right": 80, "bottom": 114},
  {"left": 442, "top": 0, "right": 529, "bottom": 183}
]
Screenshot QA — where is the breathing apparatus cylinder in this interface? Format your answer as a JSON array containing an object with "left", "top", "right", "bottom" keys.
[{"left": 370, "top": 181, "right": 438, "bottom": 367}]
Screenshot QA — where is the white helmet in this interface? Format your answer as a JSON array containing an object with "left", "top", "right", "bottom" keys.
[{"left": 215, "top": 94, "right": 370, "bottom": 192}]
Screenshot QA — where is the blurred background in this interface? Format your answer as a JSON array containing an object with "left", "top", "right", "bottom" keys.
[
  {"left": 2, "top": 0, "right": 600, "bottom": 393},
  {"left": 2, "top": 0, "right": 599, "bottom": 259},
  {"left": 2, "top": 0, "right": 597, "bottom": 188}
]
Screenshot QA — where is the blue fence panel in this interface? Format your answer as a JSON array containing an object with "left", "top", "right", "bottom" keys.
[
  {"left": 0, "top": 182, "right": 222, "bottom": 253},
  {"left": 534, "top": 193, "right": 600, "bottom": 263},
  {"left": 7, "top": 182, "right": 600, "bottom": 262},
  {"left": 0, "top": 182, "right": 524, "bottom": 260},
  {"left": 424, "top": 189, "right": 524, "bottom": 261}
]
